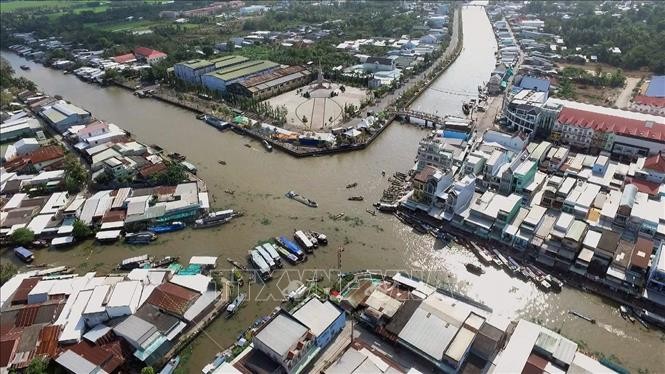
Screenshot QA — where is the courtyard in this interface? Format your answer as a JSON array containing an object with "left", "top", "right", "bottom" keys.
[{"left": 265, "top": 82, "right": 368, "bottom": 132}]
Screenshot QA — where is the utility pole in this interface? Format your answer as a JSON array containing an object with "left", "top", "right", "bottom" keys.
[{"left": 337, "top": 246, "right": 344, "bottom": 292}]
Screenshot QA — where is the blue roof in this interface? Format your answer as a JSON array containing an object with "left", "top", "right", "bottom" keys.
[
  {"left": 645, "top": 76, "right": 665, "bottom": 97},
  {"left": 14, "top": 246, "right": 33, "bottom": 257},
  {"left": 519, "top": 76, "right": 550, "bottom": 93}
]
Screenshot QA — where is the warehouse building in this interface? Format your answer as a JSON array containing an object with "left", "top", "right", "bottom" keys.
[
  {"left": 174, "top": 55, "right": 249, "bottom": 85},
  {"left": 227, "top": 65, "right": 312, "bottom": 99},
  {"left": 201, "top": 60, "right": 280, "bottom": 94}
]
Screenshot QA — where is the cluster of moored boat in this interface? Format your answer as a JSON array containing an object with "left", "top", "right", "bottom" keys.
[
  {"left": 469, "top": 242, "right": 563, "bottom": 292},
  {"left": 378, "top": 172, "right": 409, "bottom": 208},
  {"left": 97, "top": 210, "right": 242, "bottom": 245},
  {"left": 115, "top": 254, "right": 179, "bottom": 271},
  {"left": 229, "top": 230, "right": 328, "bottom": 281}
]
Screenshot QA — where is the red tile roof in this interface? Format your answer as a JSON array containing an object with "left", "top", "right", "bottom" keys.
[
  {"left": 414, "top": 165, "right": 439, "bottom": 183},
  {"left": 68, "top": 338, "right": 128, "bottom": 373},
  {"left": 28, "top": 145, "right": 65, "bottom": 164},
  {"left": 139, "top": 162, "right": 167, "bottom": 178},
  {"left": 634, "top": 95, "right": 665, "bottom": 108},
  {"left": 626, "top": 177, "right": 660, "bottom": 196},
  {"left": 134, "top": 47, "right": 167, "bottom": 59},
  {"left": 557, "top": 106, "right": 665, "bottom": 142},
  {"left": 643, "top": 152, "right": 665, "bottom": 172},
  {"left": 146, "top": 282, "right": 199, "bottom": 316},
  {"left": 112, "top": 53, "right": 137, "bottom": 64}
]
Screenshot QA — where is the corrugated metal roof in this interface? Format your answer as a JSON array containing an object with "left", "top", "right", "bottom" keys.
[
  {"left": 255, "top": 313, "right": 309, "bottom": 357},
  {"left": 292, "top": 297, "right": 343, "bottom": 337}
]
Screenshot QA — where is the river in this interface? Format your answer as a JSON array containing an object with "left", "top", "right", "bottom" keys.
[{"left": 2, "top": 6, "right": 663, "bottom": 372}]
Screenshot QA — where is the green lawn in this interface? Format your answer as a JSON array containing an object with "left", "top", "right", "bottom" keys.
[{"left": 98, "top": 19, "right": 162, "bottom": 32}]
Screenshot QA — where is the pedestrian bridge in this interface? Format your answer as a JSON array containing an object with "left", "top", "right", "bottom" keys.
[{"left": 388, "top": 109, "right": 447, "bottom": 128}]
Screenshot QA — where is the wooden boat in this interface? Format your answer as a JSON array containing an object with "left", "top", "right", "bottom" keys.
[
  {"left": 117, "top": 255, "right": 151, "bottom": 270},
  {"left": 286, "top": 191, "right": 318, "bottom": 208},
  {"left": 276, "top": 236, "right": 305, "bottom": 260},
  {"left": 244, "top": 143, "right": 251, "bottom": 148},
  {"left": 152, "top": 256, "right": 179, "bottom": 268},
  {"left": 332, "top": 212, "right": 345, "bottom": 220},
  {"left": 309, "top": 231, "right": 328, "bottom": 245},
  {"left": 294, "top": 230, "right": 315, "bottom": 253},
  {"left": 262, "top": 140, "right": 273, "bottom": 152},
  {"left": 375, "top": 202, "right": 398, "bottom": 212},
  {"left": 149, "top": 221, "right": 185, "bottom": 234},
  {"left": 14, "top": 247, "right": 34, "bottom": 263},
  {"left": 346, "top": 182, "right": 358, "bottom": 189},
  {"left": 196, "top": 113, "right": 206, "bottom": 120},
  {"left": 227, "top": 257, "right": 248, "bottom": 271},
  {"left": 30, "top": 240, "right": 49, "bottom": 249},
  {"left": 218, "top": 160, "right": 227, "bottom": 165},
  {"left": 348, "top": 196, "right": 364, "bottom": 201},
  {"left": 273, "top": 244, "right": 300, "bottom": 265},
  {"left": 168, "top": 152, "right": 186, "bottom": 161},
  {"left": 465, "top": 263, "right": 485, "bottom": 275},
  {"left": 569, "top": 310, "right": 596, "bottom": 324},
  {"left": 366, "top": 209, "right": 376, "bottom": 216},
  {"left": 20, "top": 65, "right": 30, "bottom": 70},
  {"left": 226, "top": 293, "right": 246, "bottom": 317},
  {"left": 125, "top": 231, "right": 157, "bottom": 244},
  {"left": 224, "top": 189, "right": 234, "bottom": 194},
  {"left": 159, "top": 356, "right": 180, "bottom": 374}
]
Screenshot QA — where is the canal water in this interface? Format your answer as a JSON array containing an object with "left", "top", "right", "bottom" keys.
[{"left": 2, "top": 6, "right": 663, "bottom": 372}]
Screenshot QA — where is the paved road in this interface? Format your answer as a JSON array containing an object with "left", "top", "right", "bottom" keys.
[
  {"left": 615, "top": 77, "right": 640, "bottom": 109},
  {"left": 349, "top": 7, "right": 461, "bottom": 125}
]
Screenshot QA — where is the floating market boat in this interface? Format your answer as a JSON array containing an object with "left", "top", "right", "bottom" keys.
[
  {"left": 375, "top": 202, "right": 398, "bottom": 212},
  {"left": 348, "top": 196, "right": 364, "bottom": 201},
  {"left": 117, "top": 255, "right": 151, "bottom": 270},
  {"left": 149, "top": 221, "right": 185, "bottom": 233},
  {"left": 276, "top": 236, "right": 305, "bottom": 260},
  {"left": 261, "top": 243, "right": 283, "bottom": 268},
  {"left": 256, "top": 245, "right": 276, "bottom": 270},
  {"left": 346, "top": 182, "right": 358, "bottom": 189},
  {"left": 248, "top": 249, "right": 272, "bottom": 281},
  {"left": 568, "top": 310, "right": 596, "bottom": 324},
  {"left": 226, "top": 293, "right": 246, "bottom": 317},
  {"left": 273, "top": 244, "right": 300, "bottom": 265},
  {"left": 309, "top": 231, "right": 328, "bottom": 245},
  {"left": 286, "top": 190, "right": 318, "bottom": 208},
  {"left": 294, "top": 230, "right": 315, "bottom": 253},
  {"left": 125, "top": 231, "right": 157, "bottom": 245},
  {"left": 20, "top": 65, "right": 30, "bottom": 70}
]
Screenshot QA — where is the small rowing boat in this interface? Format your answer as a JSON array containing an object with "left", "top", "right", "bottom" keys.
[{"left": 348, "top": 196, "right": 364, "bottom": 201}]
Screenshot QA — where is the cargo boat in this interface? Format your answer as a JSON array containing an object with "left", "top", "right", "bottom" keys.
[
  {"left": 276, "top": 236, "right": 305, "bottom": 260},
  {"left": 261, "top": 243, "right": 283, "bottom": 268},
  {"left": 273, "top": 245, "right": 300, "bottom": 265},
  {"left": 194, "top": 209, "right": 241, "bottom": 229},
  {"left": 286, "top": 191, "right": 318, "bottom": 208},
  {"left": 149, "top": 221, "right": 185, "bottom": 233},
  {"left": 125, "top": 231, "right": 157, "bottom": 245},
  {"left": 256, "top": 245, "right": 276, "bottom": 270},
  {"left": 249, "top": 249, "right": 272, "bottom": 281},
  {"left": 375, "top": 202, "right": 398, "bottom": 212},
  {"left": 294, "top": 230, "right": 315, "bottom": 253}
]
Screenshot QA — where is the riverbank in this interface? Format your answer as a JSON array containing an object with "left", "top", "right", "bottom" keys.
[
  {"left": 3, "top": 6, "right": 663, "bottom": 371},
  {"left": 107, "top": 8, "right": 464, "bottom": 158}
]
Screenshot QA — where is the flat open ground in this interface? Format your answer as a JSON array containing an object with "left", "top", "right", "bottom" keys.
[{"left": 265, "top": 83, "right": 367, "bottom": 132}]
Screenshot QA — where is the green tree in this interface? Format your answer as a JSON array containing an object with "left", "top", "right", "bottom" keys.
[
  {"left": 153, "top": 163, "right": 187, "bottom": 186},
  {"left": 141, "top": 367, "right": 155, "bottom": 374},
  {"left": 0, "top": 263, "right": 18, "bottom": 285},
  {"left": 26, "top": 357, "right": 47, "bottom": 374},
  {"left": 63, "top": 154, "right": 88, "bottom": 193},
  {"left": 11, "top": 227, "right": 35, "bottom": 246},
  {"left": 72, "top": 219, "right": 92, "bottom": 240}
]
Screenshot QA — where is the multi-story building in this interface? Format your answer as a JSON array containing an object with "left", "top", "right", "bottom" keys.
[
  {"left": 647, "top": 242, "right": 665, "bottom": 293},
  {"left": 253, "top": 312, "right": 315, "bottom": 373},
  {"left": 440, "top": 174, "right": 476, "bottom": 221},
  {"left": 633, "top": 152, "right": 665, "bottom": 184},
  {"left": 416, "top": 137, "right": 467, "bottom": 172}
]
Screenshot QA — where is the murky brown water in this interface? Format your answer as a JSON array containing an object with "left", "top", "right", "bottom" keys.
[{"left": 2, "top": 6, "right": 664, "bottom": 372}]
